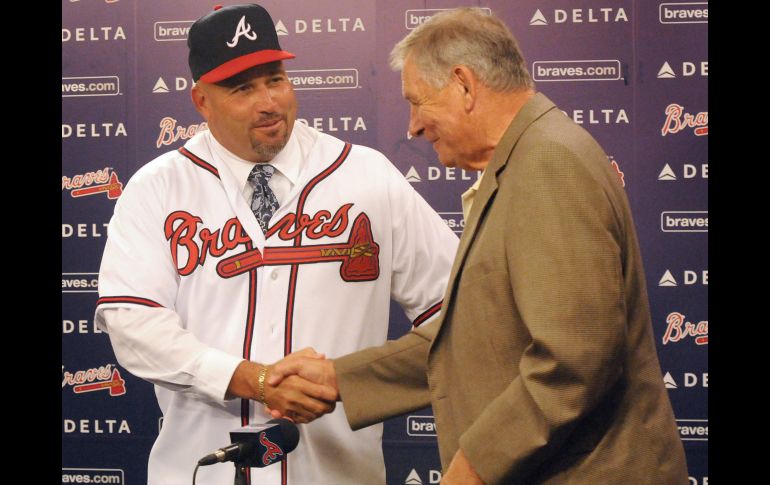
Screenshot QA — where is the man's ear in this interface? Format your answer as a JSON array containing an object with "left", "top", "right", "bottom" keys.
[
  {"left": 451, "top": 65, "right": 477, "bottom": 112},
  {"left": 191, "top": 83, "right": 209, "bottom": 119}
]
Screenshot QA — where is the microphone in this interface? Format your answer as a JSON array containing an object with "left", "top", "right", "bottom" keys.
[{"left": 198, "top": 418, "right": 299, "bottom": 467}]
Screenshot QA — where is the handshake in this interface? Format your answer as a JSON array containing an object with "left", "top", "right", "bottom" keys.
[{"left": 231, "top": 348, "right": 339, "bottom": 424}]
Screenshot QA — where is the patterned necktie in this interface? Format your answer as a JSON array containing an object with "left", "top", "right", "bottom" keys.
[{"left": 247, "top": 164, "right": 280, "bottom": 233}]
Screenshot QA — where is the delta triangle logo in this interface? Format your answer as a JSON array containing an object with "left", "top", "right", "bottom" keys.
[
  {"left": 275, "top": 20, "right": 289, "bottom": 36},
  {"left": 658, "top": 270, "right": 677, "bottom": 287},
  {"left": 663, "top": 372, "right": 678, "bottom": 389},
  {"left": 405, "top": 166, "right": 421, "bottom": 183},
  {"left": 657, "top": 62, "right": 676, "bottom": 79},
  {"left": 153, "top": 77, "right": 170, "bottom": 94},
  {"left": 404, "top": 468, "right": 423, "bottom": 485},
  {"left": 658, "top": 164, "right": 677, "bottom": 181},
  {"left": 530, "top": 9, "right": 548, "bottom": 25}
]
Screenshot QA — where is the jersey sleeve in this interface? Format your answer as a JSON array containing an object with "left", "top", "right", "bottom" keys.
[
  {"left": 94, "top": 165, "right": 243, "bottom": 403},
  {"left": 384, "top": 160, "right": 459, "bottom": 328},
  {"left": 96, "top": 166, "right": 180, "bottom": 309}
]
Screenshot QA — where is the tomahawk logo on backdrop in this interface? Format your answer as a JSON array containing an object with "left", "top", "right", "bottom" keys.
[
  {"left": 62, "top": 168, "right": 124, "bottom": 200},
  {"left": 62, "top": 363, "right": 127, "bottom": 397}
]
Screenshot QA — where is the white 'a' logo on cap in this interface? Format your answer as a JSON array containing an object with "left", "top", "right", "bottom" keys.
[{"left": 227, "top": 15, "right": 258, "bottom": 47}]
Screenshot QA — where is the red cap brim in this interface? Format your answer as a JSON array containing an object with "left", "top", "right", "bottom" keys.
[{"left": 199, "top": 50, "right": 296, "bottom": 83}]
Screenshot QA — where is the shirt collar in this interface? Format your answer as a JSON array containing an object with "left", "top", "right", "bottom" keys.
[
  {"left": 461, "top": 170, "right": 485, "bottom": 221},
  {"left": 207, "top": 129, "right": 302, "bottom": 189}
]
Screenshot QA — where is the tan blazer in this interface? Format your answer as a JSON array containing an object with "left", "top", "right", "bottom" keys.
[{"left": 335, "top": 93, "right": 688, "bottom": 484}]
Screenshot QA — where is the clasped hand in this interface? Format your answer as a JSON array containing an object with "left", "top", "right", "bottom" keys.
[{"left": 262, "top": 348, "right": 339, "bottom": 424}]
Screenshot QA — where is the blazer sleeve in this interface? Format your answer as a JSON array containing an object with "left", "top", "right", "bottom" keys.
[
  {"left": 460, "top": 140, "right": 629, "bottom": 483},
  {"left": 334, "top": 322, "right": 438, "bottom": 429}
]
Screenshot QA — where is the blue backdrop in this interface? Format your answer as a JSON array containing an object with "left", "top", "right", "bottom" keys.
[{"left": 62, "top": 1, "right": 708, "bottom": 484}]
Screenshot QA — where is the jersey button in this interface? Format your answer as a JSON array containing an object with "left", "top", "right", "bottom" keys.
[{"left": 270, "top": 270, "right": 278, "bottom": 280}]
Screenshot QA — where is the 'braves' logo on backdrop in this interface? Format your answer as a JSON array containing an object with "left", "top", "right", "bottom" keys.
[
  {"left": 62, "top": 364, "right": 127, "bottom": 396},
  {"left": 157, "top": 117, "right": 209, "bottom": 148},
  {"left": 164, "top": 204, "right": 380, "bottom": 281},
  {"left": 662, "top": 312, "right": 708, "bottom": 345},
  {"left": 259, "top": 432, "right": 283, "bottom": 465},
  {"left": 661, "top": 104, "right": 708, "bottom": 136},
  {"left": 62, "top": 168, "right": 124, "bottom": 199}
]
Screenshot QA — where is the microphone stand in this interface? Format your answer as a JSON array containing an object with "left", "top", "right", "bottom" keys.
[{"left": 233, "top": 463, "right": 248, "bottom": 485}]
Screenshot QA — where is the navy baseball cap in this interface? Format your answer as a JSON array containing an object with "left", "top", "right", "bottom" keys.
[{"left": 188, "top": 4, "right": 295, "bottom": 83}]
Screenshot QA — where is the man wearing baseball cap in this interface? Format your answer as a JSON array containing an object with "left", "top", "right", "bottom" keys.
[{"left": 95, "top": 4, "right": 458, "bottom": 485}]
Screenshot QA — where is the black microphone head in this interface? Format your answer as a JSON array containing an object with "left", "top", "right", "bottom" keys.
[{"left": 268, "top": 418, "right": 299, "bottom": 453}]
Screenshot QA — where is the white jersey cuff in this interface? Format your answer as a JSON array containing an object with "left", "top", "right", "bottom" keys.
[{"left": 195, "top": 349, "right": 244, "bottom": 402}]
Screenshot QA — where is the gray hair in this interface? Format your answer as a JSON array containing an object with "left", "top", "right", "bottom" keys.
[{"left": 390, "top": 7, "right": 534, "bottom": 91}]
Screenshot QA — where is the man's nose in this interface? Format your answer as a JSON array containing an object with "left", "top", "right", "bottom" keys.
[
  {"left": 254, "top": 86, "right": 279, "bottom": 112},
  {"left": 407, "top": 106, "right": 424, "bottom": 138}
]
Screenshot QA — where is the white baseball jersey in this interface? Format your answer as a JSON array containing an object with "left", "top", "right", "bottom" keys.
[{"left": 95, "top": 122, "right": 458, "bottom": 485}]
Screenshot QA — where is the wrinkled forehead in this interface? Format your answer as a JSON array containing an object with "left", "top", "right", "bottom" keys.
[{"left": 400, "top": 57, "right": 430, "bottom": 99}]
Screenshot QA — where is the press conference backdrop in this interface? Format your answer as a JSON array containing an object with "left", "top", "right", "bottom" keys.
[{"left": 62, "top": 1, "right": 708, "bottom": 483}]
